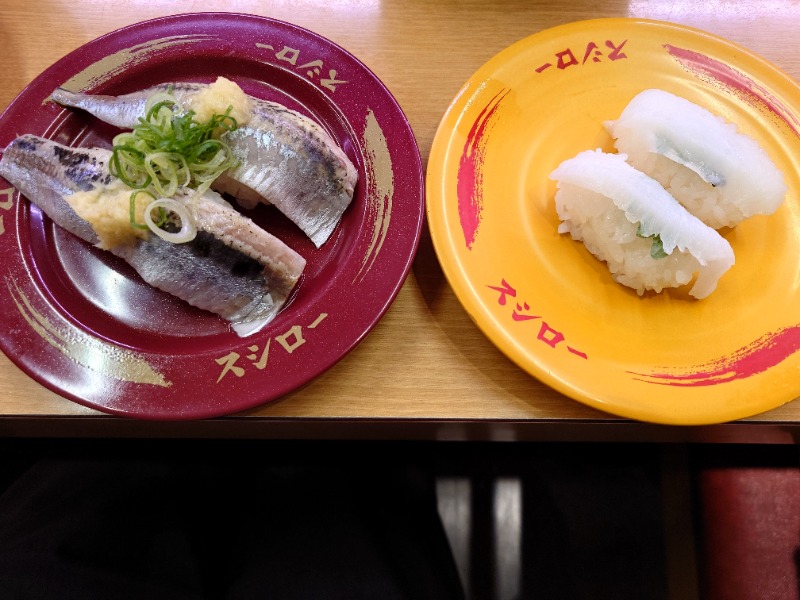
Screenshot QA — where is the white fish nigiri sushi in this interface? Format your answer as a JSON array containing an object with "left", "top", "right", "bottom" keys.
[
  {"left": 550, "top": 150, "right": 734, "bottom": 299},
  {"left": 606, "top": 89, "right": 787, "bottom": 229}
]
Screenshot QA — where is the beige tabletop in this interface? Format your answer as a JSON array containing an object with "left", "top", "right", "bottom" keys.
[{"left": 2, "top": 0, "right": 800, "bottom": 441}]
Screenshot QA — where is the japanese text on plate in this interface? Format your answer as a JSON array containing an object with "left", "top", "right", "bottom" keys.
[
  {"left": 256, "top": 43, "right": 347, "bottom": 92},
  {"left": 535, "top": 39, "right": 628, "bottom": 73},
  {"left": 215, "top": 312, "right": 329, "bottom": 382},
  {"left": 487, "top": 279, "right": 587, "bottom": 359},
  {"left": 0, "top": 188, "right": 13, "bottom": 237}
]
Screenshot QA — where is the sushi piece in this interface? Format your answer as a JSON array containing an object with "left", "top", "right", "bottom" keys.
[
  {"left": 606, "top": 88, "right": 787, "bottom": 229},
  {"left": 550, "top": 149, "right": 735, "bottom": 299},
  {"left": 0, "top": 134, "right": 306, "bottom": 336},
  {"left": 51, "top": 77, "right": 358, "bottom": 247}
]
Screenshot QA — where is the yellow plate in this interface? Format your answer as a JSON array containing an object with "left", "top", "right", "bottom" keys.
[{"left": 427, "top": 18, "right": 800, "bottom": 425}]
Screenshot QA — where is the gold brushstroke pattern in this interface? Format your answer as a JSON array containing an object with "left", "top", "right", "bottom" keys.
[
  {"left": 6, "top": 277, "right": 171, "bottom": 387},
  {"left": 354, "top": 109, "right": 394, "bottom": 283},
  {"left": 60, "top": 35, "right": 214, "bottom": 92}
]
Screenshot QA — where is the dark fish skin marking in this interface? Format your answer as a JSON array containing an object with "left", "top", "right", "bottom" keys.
[
  {"left": 51, "top": 145, "right": 114, "bottom": 190},
  {"left": 15, "top": 136, "right": 43, "bottom": 152},
  {"left": 189, "top": 231, "right": 266, "bottom": 283},
  {"left": 301, "top": 139, "right": 344, "bottom": 191},
  {"left": 135, "top": 230, "right": 269, "bottom": 297}
]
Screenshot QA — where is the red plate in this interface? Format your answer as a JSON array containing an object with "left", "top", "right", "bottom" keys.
[{"left": 0, "top": 13, "right": 423, "bottom": 419}]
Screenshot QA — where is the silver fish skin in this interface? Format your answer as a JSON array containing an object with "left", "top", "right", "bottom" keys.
[
  {"left": 0, "top": 134, "right": 306, "bottom": 336},
  {"left": 0, "top": 135, "right": 108, "bottom": 244},
  {"left": 51, "top": 84, "right": 358, "bottom": 247}
]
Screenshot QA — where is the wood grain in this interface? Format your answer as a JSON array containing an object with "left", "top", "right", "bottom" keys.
[{"left": 2, "top": 0, "right": 800, "bottom": 437}]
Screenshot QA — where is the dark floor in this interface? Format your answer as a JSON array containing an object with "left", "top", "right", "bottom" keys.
[{"left": 0, "top": 439, "right": 797, "bottom": 599}]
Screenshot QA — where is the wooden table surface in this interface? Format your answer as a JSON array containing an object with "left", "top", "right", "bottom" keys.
[{"left": 2, "top": 0, "right": 800, "bottom": 442}]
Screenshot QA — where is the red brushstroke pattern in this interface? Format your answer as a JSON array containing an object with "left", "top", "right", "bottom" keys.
[
  {"left": 457, "top": 89, "right": 510, "bottom": 249},
  {"left": 664, "top": 44, "right": 800, "bottom": 138},
  {"left": 630, "top": 325, "right": 800, "bottom": 387}
]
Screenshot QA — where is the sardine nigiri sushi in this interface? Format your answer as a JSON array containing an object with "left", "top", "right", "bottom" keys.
[
  {"left": 550, "top": 150, "right": 734, "bottom": 299},
  {"left": 51, "top": 78, "right": 358, "bottom": 247},
  {"left": 607, "top": 88, "right": 787, "bottom": 229},
  {"left": 0, "top": 134, "right": 306, "bottom": 336}
]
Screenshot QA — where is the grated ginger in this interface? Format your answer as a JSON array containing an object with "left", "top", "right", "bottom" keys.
[
  {"left": 66, "top": 181, "right": 151, "bottom": 249},
  {"left": 189, "top": 76, "right": 252, "bottom": 129}
]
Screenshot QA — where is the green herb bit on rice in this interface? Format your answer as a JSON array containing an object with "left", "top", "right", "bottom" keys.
[{"left": 636, "top": 224, "right": 668, "bottom": 260}]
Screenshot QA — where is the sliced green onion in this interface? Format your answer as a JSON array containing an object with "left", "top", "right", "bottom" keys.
[
  {"left": 144, "top": 198, "right": 196, "bottom": 244},
  {"left": 109, "top": 90, "right": 240, "bottom": 203},
  {"left": 129, "top": 190, "right": 155, "bottom": 230},
  {"left": 111, "top": 144, "right": 151, "bottom": 189}
]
